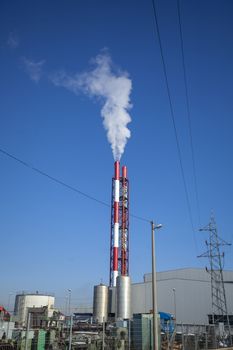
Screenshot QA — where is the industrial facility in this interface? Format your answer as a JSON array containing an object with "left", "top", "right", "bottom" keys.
[
  {"left": 89, "top": 162, "right": 233, "bottom": 349},
  {"left": 91, "top": 267, "right": 233, "bottom": 323},
  {"left": 1, "top": 161, "right": 233, "bottom": 350}
]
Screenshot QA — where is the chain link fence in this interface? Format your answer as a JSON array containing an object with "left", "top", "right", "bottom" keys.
[{"left": 96, "top": 321, "right": 233, "bottom": 350}]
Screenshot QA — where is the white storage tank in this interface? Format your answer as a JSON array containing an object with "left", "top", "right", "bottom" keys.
[
  {"left": 116, "top": 276, "right": 131, "bottom": 320},
  {"left": 14, "top": 292, "right": 55, "bottom": 326},
  {"left": 93, "top": 284, "right": 108, "bottom": 323}
]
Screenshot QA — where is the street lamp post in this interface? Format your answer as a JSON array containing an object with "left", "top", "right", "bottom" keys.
[
  {"left": 25, "top": 312, "right": 31, "bottom": 350},
  {"left": 68, "top": 289, "right": 72, "bottom": 350},
  {"left": 7, "top": 293, "right": 13, "bottom": 312},
  {"left": 68, "top": 289, "right": 71, "bottom": 316},
  {"left": 151, "top": 221, "right": 162, "bottom": 350},
  {"left": 6, "top": 292, "right": 13, "bottom": 339},
  {"left": 172, "top": 288, "right": 176, "bottom": 321}
]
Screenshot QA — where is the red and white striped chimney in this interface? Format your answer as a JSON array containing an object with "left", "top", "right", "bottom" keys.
[{"left": 113, "top": 161, "right": 120, "bottom": 286}]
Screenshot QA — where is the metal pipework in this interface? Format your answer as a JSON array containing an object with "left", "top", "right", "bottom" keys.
[{"left": 121, "top": 165, "right": 129, "bottom": 276}]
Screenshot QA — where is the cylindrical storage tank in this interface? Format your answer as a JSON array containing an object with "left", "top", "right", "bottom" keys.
[
  {"left": 14, "top": 293, "right": 55, "bottom": 326},
  {"left": 93, "top": 284, "right": 108, "bottom": 323},
  {"left": 116, "top": 276, "right": 131, "bottom": 319}
]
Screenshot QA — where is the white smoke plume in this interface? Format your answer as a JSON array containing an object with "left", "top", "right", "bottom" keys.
[
  {"left": 22, "top": 57, "right": 45, "bottom": 83},
  {"left": 51, "top": 53, "right": 132, "bottom": 160}
]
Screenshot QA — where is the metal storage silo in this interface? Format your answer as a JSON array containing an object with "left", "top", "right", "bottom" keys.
[
  {"left": 116, "top": 276, "right": 131, "bottom": 319},
  {"left": 93, "top": 284, "right": 108, "bottom": 323}
]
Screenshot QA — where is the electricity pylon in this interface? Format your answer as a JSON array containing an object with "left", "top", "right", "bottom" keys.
[{"left": 198, "top": 215, "right": 231, "bottom": 326}]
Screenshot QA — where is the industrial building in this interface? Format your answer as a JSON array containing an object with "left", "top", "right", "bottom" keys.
[
  {"left": 14, "top": 292, "right": 55, "bottom": 326},
  {"left": 132, "top": 268, "right": 233, "bottom": 325},
  {"left": 90, "top": 268, "right": 233, "bottom": 325}
]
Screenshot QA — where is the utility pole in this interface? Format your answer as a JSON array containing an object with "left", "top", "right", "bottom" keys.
[
  {"left": 128, "top": 319, "right": 131, "bottom": 350},
  {"left": 151, "top": 221, "right": 162, "bottom": 350},
  {"left": 68, "top": 314, "right": 73, "bottom": 350},
  {"left": 102, "top": 317, "right": 105, "bottom": 350},
  {"left": 25, "top": 312, "right": 31, "bottom": 350},
  {"left": 198, "top": 215, "right": 231, "bottom": 344},
  {"left": 172, "top": 288, "right": 176, "bottom": 321},
  {"left": 68, "top": 289, "right": 72, "bottom": 350},
  {"left": 7, "top": 293, "right": 13, "bottom": 312}
]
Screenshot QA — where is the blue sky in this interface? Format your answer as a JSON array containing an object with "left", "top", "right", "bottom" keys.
[{"left": 1, "top": 0, "right": 233, "bottom": 312}]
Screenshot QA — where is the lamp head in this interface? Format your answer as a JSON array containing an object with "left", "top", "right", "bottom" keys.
[{"left": 155, "top": 224, "right": 162, "bottom": 229}]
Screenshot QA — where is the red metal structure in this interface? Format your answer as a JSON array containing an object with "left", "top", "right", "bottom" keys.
[
  {"left": 0, "top": 306, "right": 10, "bottom": 321},
  {"left": 121, "top": 165, "right": 129, "bottom": 276},
  {"left": 113, "top": 161, "right": 120, "bottom": 287},
  {"left": 109, "top": 162, "right": 129, "bottom": 287}
]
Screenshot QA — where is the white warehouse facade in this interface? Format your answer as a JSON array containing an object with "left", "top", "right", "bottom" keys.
[{"left": 132, "top": 268, "right": 233, "bottom": 324}]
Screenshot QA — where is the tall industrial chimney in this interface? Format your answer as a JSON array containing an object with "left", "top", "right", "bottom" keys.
[
  {"left": 113, "top": 161, "right": 120, "bottom": 287},
  {"left": 109, "top": 162, "right": 129, "bottom": 287}
]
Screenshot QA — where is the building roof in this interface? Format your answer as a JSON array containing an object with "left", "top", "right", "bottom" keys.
[{"left": 143, "top": 268, "right": 233, "bottom": 284}]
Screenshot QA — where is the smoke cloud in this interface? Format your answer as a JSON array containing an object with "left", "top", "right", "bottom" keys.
[
  {"left": 51, "top": 53, "right": 132, "bottom": 160},
  {"left": 22, "top": 57, "right": 45, "bottom": 83}
]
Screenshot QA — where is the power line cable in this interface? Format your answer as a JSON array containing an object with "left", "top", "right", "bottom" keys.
[
  {"left": 151, "top": 0, "right": 198, "bottom": 250},
  {"left": 177, "top": 0, "right": 201, "bottom": 226},
  {"left": 0, "top": 147, "right": 150, "bottom": 223}
]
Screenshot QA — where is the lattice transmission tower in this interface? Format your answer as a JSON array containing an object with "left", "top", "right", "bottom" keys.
[{"left": 198, "top": 215, "right": 231, "bottom": 325}]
